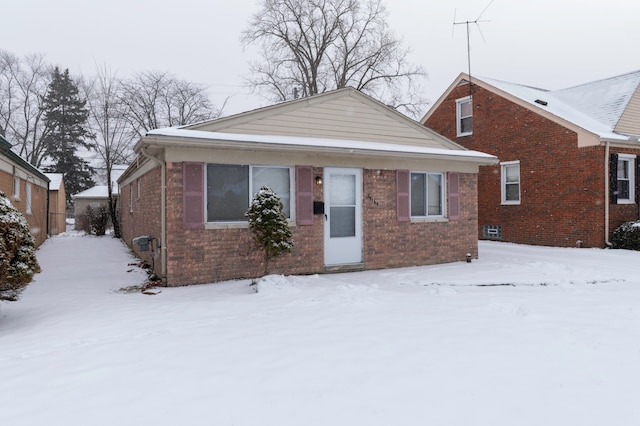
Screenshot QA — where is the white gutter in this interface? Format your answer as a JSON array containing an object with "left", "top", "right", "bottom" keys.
[{"left": 140, "top": 146, "right": 168, "bottom": 284}]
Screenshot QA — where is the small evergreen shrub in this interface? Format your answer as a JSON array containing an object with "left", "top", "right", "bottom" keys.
[
  {"left": 0, "top": 191, "right": 41, "bottom": 302},
  {"left": 246, "top": 186, "right": 294, "bottom": 276},
  {"left": 611, "top": 220, "right": 640, "bottom": 250}
]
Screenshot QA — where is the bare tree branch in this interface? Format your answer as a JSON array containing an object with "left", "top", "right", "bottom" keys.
[
  {"left": 241, "top": 0, "right": 428, "bottom": 117},
  {"left": 0, "top": 50, "right": 52, "bottom": 166},
  {"left": 118, "top": 71, "right": 221, "bottom": 135}
]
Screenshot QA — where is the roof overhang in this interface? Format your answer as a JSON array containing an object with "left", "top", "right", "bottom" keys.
[{"left": 137, "top": 128, "right": 498, "bottom": 166}]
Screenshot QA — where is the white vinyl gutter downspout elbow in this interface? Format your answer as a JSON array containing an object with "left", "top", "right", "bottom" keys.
[{"left": 140, "top": 146, "right": 168, "bottom": 284}]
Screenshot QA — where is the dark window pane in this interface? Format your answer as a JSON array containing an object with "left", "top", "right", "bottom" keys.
[
  {"left": 505, "top": 183, "right": 520, "bottom": 201},
  {"left": 460, "top": 116, "right": 473, "bottom": 134},
  {"left": 207, "top": 164, "right": 249, "bottom": 221},
  {"left": 618, "top": 180, "right": 630, "bottom": 199},
  {"left": 411, "top": 173, "right": 426, "bottom": 216}
]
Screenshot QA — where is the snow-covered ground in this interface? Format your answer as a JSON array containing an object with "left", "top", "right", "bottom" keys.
[{"left": 1, "top": 233, "right": 639, "bottom": 426}]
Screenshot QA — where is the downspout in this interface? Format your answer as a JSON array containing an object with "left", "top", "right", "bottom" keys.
[
  {"left": 140, "top": 146, "right": 167, "bottom": 284},
  {"left": 604, "top": 141, "right": 612, "bottom": 246},
  {"left": 46, "top": 180, "right": 50, "bottom": 238}
]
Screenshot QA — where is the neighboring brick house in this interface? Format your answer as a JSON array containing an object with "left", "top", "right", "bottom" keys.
[
  {"left": 423, "top": 71, "right": 640, "bottom": 248},
  {"left": 119, "top": 88, "right": 497, "bottom": 286},
  {"left": 0, "top": 134, "right": 49, "bottom": 246},
  {"left": 44, "top": 173, "right": 66, "bottom": 235}
]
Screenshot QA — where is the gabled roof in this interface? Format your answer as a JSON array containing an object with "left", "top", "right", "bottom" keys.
[
  {"left": 183, "top": 87, "right": 466, "bottom": 151},
  {"left": 422, "top": 71, "right": 640, "bottom": 146},
  {"left": 0, "top": 134, "right": 50, "bottom": 183},
  {"left": 71, "top": 185, "right": 117, "bottom": 199},
  {"left": 44, "top": 173, "right": 64, "bottom": 191},
  {"left": 554, "top": 70, "right": 640, "bottom": 131}
]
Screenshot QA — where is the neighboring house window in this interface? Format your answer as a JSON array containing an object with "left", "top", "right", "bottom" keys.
[
  {"left": 206, "top": 164, "right": 293, "bottom": 222},
  {"left": 410, "top": 172, "right": 444, "bottom": 217},
  {"left": 25, "top": 182, "right": 32, "bottom": 215},
  {"left": 456, "top": 96, "right": 473, "bottom": 136},
  {"left": 13, "top": 176, "right": 20, "bottom": 200},
  {"left": 501, "top": 161, "right": 521, "bottom": 204},
  {"left": 616, "top": 155, "right": 635, "bottom": 203}
]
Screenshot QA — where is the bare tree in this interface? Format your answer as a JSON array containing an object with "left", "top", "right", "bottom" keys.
[
  {"left": 83, "top": 65, "right": 136, "bottom": 238},
  {"left": 242, "top": 0, "right": 428, "bottom": 117},
  {"left": 119, "top": 71, "right": 221, "bottom": 135},
  {"left": 0, "top": 50, "right": 52, "bottom": 166}
]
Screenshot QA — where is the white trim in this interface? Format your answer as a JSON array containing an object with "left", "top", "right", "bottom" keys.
[
  {"left": 145, "top": 127, "right": 497, "bottom": 164},
  {"left": 324, "top": 167, "right": 363, "bottom": 266},
  {"left": 501, "top": 161, "right": 521, "bottom": 205},
  {"left": 456, "top": 96, "right": 473, "bottom": 137},
  {"left": 616, "top": 154, "right": 636, "bottom": 204},
  {"left": 409, "top": 171, "right": 446, "bottom": 219}
]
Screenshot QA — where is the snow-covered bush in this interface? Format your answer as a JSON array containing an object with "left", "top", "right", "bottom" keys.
[
  {"left": 245, "top": 186, "right": 294, "bottom": 276},
  {"left": 611, "top": 220, "right": 640, "bottom": 251},
  {"left": 87, "top": 205, "right": 109, "bottom": 236},
  {"left": 0, "top": 191, "right": 40, "bottom": 301}
]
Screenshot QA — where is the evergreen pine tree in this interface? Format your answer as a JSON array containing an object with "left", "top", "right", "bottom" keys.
[
  {"left": 0, "top": 191, "right": 40, "bottom": 302},
  {"left": 246, "top": 186, "right": 294, "bottom": 276},
  {"left": 41, "top": 67, "right": 95, "bottom": 207}
]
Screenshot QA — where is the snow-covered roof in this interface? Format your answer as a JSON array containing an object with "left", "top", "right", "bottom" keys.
[
  {"left": 554, "top": 70, "right": 640, "bottom": 130},
  {"left": 44, "top": 173, "right": 63, "bottom": 190},
  {"left": 72, "top": 185, "right": 109, "bottom": 199},
  {"left": 474, "top": 71, "right": 640, "bottom": 141},
  {"left": 146, "top": 128, "right": 497, "bottom": 162}
]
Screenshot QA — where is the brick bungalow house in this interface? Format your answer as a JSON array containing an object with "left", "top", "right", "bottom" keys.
[
  {"left": 0, "top": 134, "right": 49, "bottom": 246},
  {"left": 422, "top": 71, "right": 640, "bottom": 248},
  {"left": 118, "top": 87, "right": 497, "bottom": 286}
]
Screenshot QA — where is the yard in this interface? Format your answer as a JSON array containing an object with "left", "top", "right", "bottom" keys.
[{"left": 1, "top": 233, "right": 639, "bottom": 425}]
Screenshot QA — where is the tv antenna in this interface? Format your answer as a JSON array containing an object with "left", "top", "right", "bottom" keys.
[{"left": 453, "top": 0, "right": 493, "bottom": 96}]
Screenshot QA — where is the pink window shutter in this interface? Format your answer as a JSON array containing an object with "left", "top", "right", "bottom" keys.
[
  {"left": 448, "top": 172, "right": 460, "bottom": 220},
  {"left": 183, "top": 162, "right": 204, "bottom": 229},
  {"left": 296, "top": 166, "right": 314, "bottom": 225},
  {"left": 396, "top": 169, "right": 410, "bottom": 222}
]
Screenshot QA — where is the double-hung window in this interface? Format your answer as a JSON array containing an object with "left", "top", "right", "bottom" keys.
[
  {"left": 501, "top": 161, "right": 521, "bottom": 204},
  {"left": 456, "top": 96, "right": 473, "bottom": 136},
  {"left": 206, "top": 164, "right": 293, "bottom": 222},
  {"left": 617, "top": 155, "right": 635, "bottom": 203},
  {"left": 410, "top": 172, "right": 444, "bottom": 217}
]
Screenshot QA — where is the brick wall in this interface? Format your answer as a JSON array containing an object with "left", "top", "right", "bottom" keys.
[
  {"left": 157, "top": 164, "right": 478, "bottom": 286},
  {"left": 363, "top": 169, "right": 478, "bottom": 268},
  {"left": 120, "top": 166, "right": 162, "bottom": 277},
  {"left": 0, "top": 170, "right": 48, "bottom": 246},
  {"left": 425, "top": 83, "right": 638, "bottom": 248},
  {"left": 164, "top": 163, "right": 325, "bottom": 286}
]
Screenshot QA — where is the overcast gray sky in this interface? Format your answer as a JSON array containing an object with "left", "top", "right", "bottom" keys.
[{"left": 2, "top": 0, "right": 639, "bottom": 117}]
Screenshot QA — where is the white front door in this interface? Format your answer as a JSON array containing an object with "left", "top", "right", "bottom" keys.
[{"left": 324, "top": 167, "right": 363, "bottom": 266}]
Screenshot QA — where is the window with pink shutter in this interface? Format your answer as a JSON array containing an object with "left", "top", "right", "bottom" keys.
[
  {"left": 448, "top": 172, "right": 460, "bottom": 220},
  {"left": 183, "top": 162, "right": 204, "bottom": 229},
  {"left": 396, "top": 169, "right": 410, "bottom": 222},
  {"left": 296, "top": 166, "right": 314, "bottom": 225}
]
